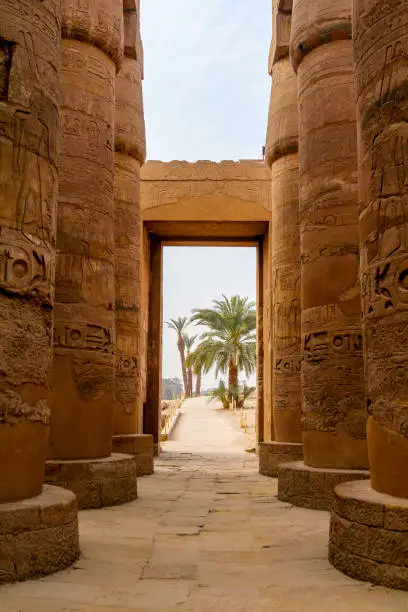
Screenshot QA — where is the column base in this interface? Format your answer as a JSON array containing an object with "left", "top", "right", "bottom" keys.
[
  {"left": 278, "top": 461, "right": 369, "bottom": 511},
  {"left": 329, "top": 480, "right": 408, "bottom": 591},
  {"left": 259, "top": 442, "right": 303, "bottom": 477},
  {"left": 112, "top": 434, "right": 154, "bottom": 476},
  {"left": 45, "top": 453, "right": 137, "bottom": 510},
  {"left": 0, "top": 485, "right": 79, "bottom": 584}
]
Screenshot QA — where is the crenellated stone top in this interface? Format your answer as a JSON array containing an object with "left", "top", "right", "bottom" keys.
[{"left": 141, "top": 160, "right": 270, "bottom": 182}]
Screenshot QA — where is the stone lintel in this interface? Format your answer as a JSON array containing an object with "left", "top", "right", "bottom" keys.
[
  {"left": 259, "top": 442, "right": 303, "bottom": 477},
  {"left": 112, "top": 434, "right": 154, "bottom": 476},
  {"left": 45, "top": 454, "right": 137, "bottom": 510},
  {"left": 329, "top": 479, "right": 408, "bottom": 591},
  {"left": 278, "top": 461, "right": 369, "bottom": 511},
  {"left": 0, "top": 485, "right": 79, "bottom": 584}
]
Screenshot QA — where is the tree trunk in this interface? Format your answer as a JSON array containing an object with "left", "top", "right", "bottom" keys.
[
  {"left": 177, "top": 336, "right": 188, "bottom": 396},
  {"left": 228, "top": 362, "right": 238, "bottom": 399},
  {"left": 187, "top": 368, "right": 193, "bottom": 397},
  {"left": 195, "top": 369, "right": 201, "bottom": 397},
  {"left": 222, "top": 397, "right": 230, "bottom": 410}
]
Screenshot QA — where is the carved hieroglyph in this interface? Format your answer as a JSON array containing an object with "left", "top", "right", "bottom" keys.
[
  {"left": 291, "top": 0, "right": 368, "bottom": 469},
  {"left": 114, "top": 0, "right": 146, "bottom": 436},
  {"left": 355, "top": 0, "right": 408, "bottom": 498},
  {"left": 141, "top": 161, "right": 271, "bottom": 219},
  {"left": 49, "top": 0, "right": 123, "bottom": 460},
  {"left": 0, "top": 0, "right": 60, "bottom": 502},
  {"left": 266, "top": 2, "right": 301, "bottom": 444}
]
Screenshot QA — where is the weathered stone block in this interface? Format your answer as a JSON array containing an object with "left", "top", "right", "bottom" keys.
[
  {"left": 278, "top": 461, "right": 369, "bottom": 511},
  {"left": 259, "top": 442, "right": 303, "bottom": 477},
  {"left": 0, "top": 486, "right": 79, "bottom": 585},
  {"left": 330, "top": 480, "right": 408, "bottom": 590},
  {"left": 100, "top": 477, "right": 137, "bottom": 507},
  {"left": 15, "top": 520, "right": 79, "bottom": 580},
  {"left": 69, "top": 480, "right": 102, "bottom": 510},
  {"left": 45, "top": 455, "right": 138, "bottom": 510},
  {"left": 0, "top": 503, "right": 40, "bottom": 536},
  {"left": 0, "top": 535, "right": 16, "bottom": 583}
]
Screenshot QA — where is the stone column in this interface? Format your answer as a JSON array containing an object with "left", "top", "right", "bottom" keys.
[
  {"left": 46, "top": 0, "right": 138, "bottom": 509},
  {"left": 0, "top": 0, "right": 78, "bottom": 583},
  {"left": 260, "top": 0, "right": 303, "bottom": 477},
  {"left": 356, "top": 0, "right": 408, "bottom": 502},
  {"left": 111, "top": 1, "right": 153, "bottom": 476},
  {"left": 329, "top": 0, "right": 408, "bottom": 591},
  {"left": 278, "top": 0, "right": 369, "bottom": 509}
]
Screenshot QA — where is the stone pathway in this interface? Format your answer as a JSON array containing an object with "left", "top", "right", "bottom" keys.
[
  {"left": 1, "top": 448, "right": 408, "bottom": 610},
  {"left": 164, "top": 396, "right": 256, "bottom": 453},
  {"left": 1, "top": 399, "right": 407, "bottom": 610}
]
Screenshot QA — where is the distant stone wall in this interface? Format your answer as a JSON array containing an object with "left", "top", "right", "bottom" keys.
[{"left": 141, "top": 160, "right": 271, "bottom": 220}]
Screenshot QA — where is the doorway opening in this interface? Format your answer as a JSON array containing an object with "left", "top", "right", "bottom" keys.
[
  {"left": 160, "top": 246, "right": 257, "bottom": 454},
  {"left": 142, "top": 223, "right": 270, "bottom": 455}
]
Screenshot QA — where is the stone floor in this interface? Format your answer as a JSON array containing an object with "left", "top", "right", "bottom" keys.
[{"left": 1, "top": 399, "right": 408, "bottom": 611}]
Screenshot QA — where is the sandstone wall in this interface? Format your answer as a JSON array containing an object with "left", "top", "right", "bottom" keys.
[
  {"left": 49, "top": 0, "right": 123, "bottom": 460},
  {"left": 141, "top": 161, "right": 271, "bottom": 221},
  {"left": 0, "top": 0, "right": 60, "bottom": 502},
  {"left": 291, "top": 0, "right": 368, "bottom": 469}
]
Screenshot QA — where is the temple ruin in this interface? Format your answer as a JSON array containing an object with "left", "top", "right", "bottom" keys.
[{"left": 0, "top": 0, "right": 407, "bottom": 594}]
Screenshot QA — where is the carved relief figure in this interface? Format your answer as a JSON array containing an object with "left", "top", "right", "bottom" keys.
[{"left": 14, "top": 99, "right": 55, "bottom": 244}]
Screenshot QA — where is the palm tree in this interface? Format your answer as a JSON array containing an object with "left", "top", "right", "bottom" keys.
[
  {"left": 207, "top": 380, "right": 230, "bottom": 410},
  {"left": 232, "top": 383, "right": 256, "bottom": 410},
  {"left": 195, "top": 367, "right": 202, "bottom": 398},
  {"left": 191, "top": 295, "right": 256, "bottom": 400},
  {"left": 183, "top": 333, "right": 197, "bottom": 398},
  {"left": 166, "top": 317, "right": 190, "bottom": 396},
  {"left": 186, "top": 347, "right": 204, "bottom": 397}
]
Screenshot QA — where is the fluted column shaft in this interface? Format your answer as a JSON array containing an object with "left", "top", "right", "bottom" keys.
[
  {"left": 354, "top": 0, "right": 408, "bottom": 497},
  {"left": 49, "top": 0, "right": 123, "bottom": 460},
  {"left": 291, "top": 0, "right": 368, "bottom": 469}
]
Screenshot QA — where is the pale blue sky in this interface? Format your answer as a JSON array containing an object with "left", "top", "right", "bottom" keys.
[
  {"left": 141, "top": 1, "right": 271, "bottom": 388},
  {"left": 141, "top": 0, "right": 271, "bottom": 161}
]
